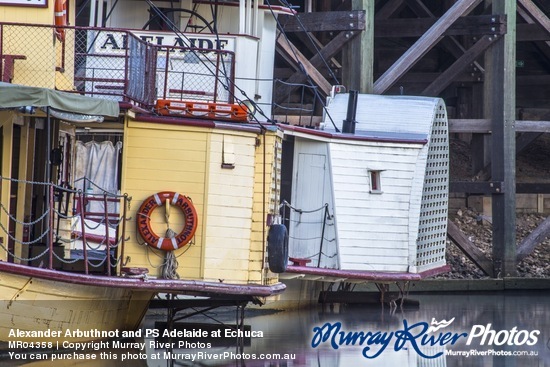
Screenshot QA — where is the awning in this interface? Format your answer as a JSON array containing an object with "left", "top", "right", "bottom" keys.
[{"left": 0, "top": 82, "right": 119, "bottom": 118}]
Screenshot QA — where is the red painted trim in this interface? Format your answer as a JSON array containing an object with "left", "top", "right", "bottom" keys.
[
  {"left": 418, "top": 264, "right": 451, "bottom": 278},
  {"left": 278, "top": 124, "right": 428, "bottom": 145},
  {"left": 0, "top": 261, "right": 286, "bottom": 297},
  {"left": 286, "top": 264, "right": 449, "bottom": 281},
  {"left": 133, "top": 113, "right": 266, "bottom": 134},
  {"left": 135, "top": 113, "right": 216, "bottom": 128}
]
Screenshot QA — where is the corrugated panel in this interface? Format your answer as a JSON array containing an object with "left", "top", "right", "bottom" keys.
[{"left": 323, "top": 93, "right": 441, "bottom": 138}]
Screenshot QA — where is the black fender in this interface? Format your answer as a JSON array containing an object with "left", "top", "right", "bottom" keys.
[{"left": 267, "top": 224, "right": 289, "bottom": 273}]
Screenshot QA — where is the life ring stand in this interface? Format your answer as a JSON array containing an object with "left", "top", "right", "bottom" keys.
[
  {"left": 137, "top": 191, "right": 198, "bottom": 252},
  {"left": 54, "top": 0, "right": 67, "bottom": 42}
]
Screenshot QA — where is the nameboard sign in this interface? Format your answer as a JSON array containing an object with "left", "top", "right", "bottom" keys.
[{"left": 0, "top": 0, "right": 47, "bottom": 7}]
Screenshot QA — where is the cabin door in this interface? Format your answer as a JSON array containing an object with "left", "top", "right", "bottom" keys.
[{"left": 290, "top": 153, "right": 328, "bottom": 264}]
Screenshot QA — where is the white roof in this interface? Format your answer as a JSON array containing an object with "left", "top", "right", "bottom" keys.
[{"left": 322, "top": 93, "right": 445, "bottom": 140}]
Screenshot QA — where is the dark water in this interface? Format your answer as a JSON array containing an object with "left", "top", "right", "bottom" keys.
[{"left": 4, "top": 291, "right": 550, "bottom": 366}]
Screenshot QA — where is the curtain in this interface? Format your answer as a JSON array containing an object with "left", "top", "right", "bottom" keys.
[{"left": 74, "top": 140, "right": 122, "bottom": 215}]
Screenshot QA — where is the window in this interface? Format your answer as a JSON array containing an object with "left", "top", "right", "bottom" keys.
[{"left": 368, "top": 170, "right": 382, "bottom": 194}]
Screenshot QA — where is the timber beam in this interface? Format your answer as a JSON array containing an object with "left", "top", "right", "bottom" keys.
[
  {"left": 450, "top": 182, "right": 550, "bottom": 194},
  {"left": 449, "top": 181, "right": 504, "bottom": 194},
  {"left": 276, "top": 34, "right": 333, "bottom": 96},
  {"left": 375, "top": 14, "right": 506, "bottom": 38},
  {"left": 374, "top": 0, "right": 483, "bottom": 94},
  {"left": 275, "top": 31, "right": 359, "bottom": 101},
  {"left": 516, "top": 216, "right": 550, "bottom": 262},
  {"left": 422, "top": 34, "right": 498, "bottom": 96},
  {"left": 449, "top": 119, "right": 550, "bottom": 133},
  {"left": 447, "top": 220, "right": 494, "bottom": 277},
  {"left": 279, "top": 11, "right": 366, "bottom": 32}
]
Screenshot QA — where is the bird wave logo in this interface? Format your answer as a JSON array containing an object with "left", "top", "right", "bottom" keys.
[{"left": 427, "top": 317, "right": 455, "bottom": 333}]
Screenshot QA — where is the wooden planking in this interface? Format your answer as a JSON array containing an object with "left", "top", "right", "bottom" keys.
[
  {"left": 279, "top": 11, "right": 365, "bottom": 32},
  {"left": 120, "top": 119, "right": 215, "bottom": 278},
  {"left": 203, "top": 268, "right": 250, "bottom": 282},
  {"left": 338, "top": 232, "right": 409, "bottom": 246},
  {"left": 203, "top": 248, "right": 253, "bottom": 263},
  {"left": 203, "top": 132, "right": 257, "bottom": 283},
  {"left": 336, "top": 196, "right": 412, "bottom": 212},
  {"left": 125, "top": 158, "right": 205, "bottom": 173},
  {"left": 329, "top": 140, "right": 422, "bottom": 272},
  {"left": 339, "top": 261, "right": 408, "bottom": 272},
  {"left": 337, "top": 218, "right": 408, "bottom": 231},
  {"left": 340, "top": 255, "right": 409, "bottom": 267},
  {"left": 339, "top": 246, "right": 408, "bottom": 258},
  {"left": 333, "top": 188, "right": 411, "bottom": 201},
  {"left": 201, "top": 236, "right": 252, "bottom": 250}
]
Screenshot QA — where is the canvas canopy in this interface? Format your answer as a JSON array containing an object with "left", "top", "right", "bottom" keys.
[{"left": 0, "top": 82, "right": 119, "bottom": 118}]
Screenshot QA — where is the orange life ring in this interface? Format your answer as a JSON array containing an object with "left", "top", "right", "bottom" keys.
[
  {"left": 54, "top": 0, "right": 67, "bottom": 42},
  {"left": 137, "top": 191, "right": 198, "bottom": 251}
]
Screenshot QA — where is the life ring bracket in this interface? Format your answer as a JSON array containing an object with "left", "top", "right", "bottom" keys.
[{"left": 136, "top": 191, "right": 198, "bottom": 252}]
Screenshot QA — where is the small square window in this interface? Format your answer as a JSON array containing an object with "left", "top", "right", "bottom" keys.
[{"left": 368, "top": 170, "right": 383, "bottom": 194}]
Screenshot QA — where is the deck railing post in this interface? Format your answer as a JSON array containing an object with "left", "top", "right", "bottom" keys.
[
  {"left": 48, "top": 185, "right": 55, "bottom": 269},
  {"left": 78, "top": 192, "right": 89, "bottom": 274},
  {"left": 119, "top": 194, "right": 128, "bottom": 274},
  {"left": 103, "top": 192, "right": 111, "bottom": 276}
]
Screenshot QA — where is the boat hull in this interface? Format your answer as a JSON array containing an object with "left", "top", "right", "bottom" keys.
[
  {"left": 0, "top": 268, "right": 153, "bottom": 342},
  {"left": 0, "top": 261, "right": 285, "bottom": 342}
]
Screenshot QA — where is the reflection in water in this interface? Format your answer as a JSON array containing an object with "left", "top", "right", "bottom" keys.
[{"left": 3, "top": 291, "right": 550, "bottom": 367}]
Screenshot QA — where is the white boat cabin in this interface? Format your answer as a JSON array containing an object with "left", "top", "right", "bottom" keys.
[{"left": 280, "top": 91, "right": 449, "bottom": 274}]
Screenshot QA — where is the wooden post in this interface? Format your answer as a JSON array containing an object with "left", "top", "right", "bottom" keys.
[
  {"left": 344, "top": 0, "right": 374, "bottom": 93},
  {"left": 485, "top": 0, "right": 517, "bottom": 277},
  {"left": 0, "top": 115, "right": 13, "bottom": 262},
  {"left": 14, "top": 119, "right": 29, "bottom": 264}
]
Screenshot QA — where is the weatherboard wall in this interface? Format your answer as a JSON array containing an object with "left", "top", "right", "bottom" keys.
[
  {"left": 250, "top": 129, "right": 283, "bottom": 285},
  {"left": 121, "top": 119, "right": 208, "bottom": 280},
  {"left": 330, "top": 140, "right": 425, "bottom": 272},
  {"left": 202, "top": 130, "right": 258, "bottom": 283},
  {"left": 122, "top": 117, "right": 275, "bottom": 284}
]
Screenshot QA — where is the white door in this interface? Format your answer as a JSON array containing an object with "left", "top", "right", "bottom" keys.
[{"left": 289, "top": 153, "right": 328, "bottom": 265}]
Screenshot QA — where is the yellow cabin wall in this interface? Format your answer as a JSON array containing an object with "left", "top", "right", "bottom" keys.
[
  {"left": 0, "top": 1, "right": 76, "bottom": 89},
  {"left": 121, "top": 119, "right": 209, "bottom": 280},
  {"left": 121, "top": 117, "right": 282, "bottom": 285},
  {"left": 202, "top": 131, "right": 256, "bottom": 283},
  {"left": 250, "top": 130, "right": 282, "bottom": 285}
]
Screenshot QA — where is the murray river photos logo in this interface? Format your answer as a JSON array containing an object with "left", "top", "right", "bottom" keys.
[{"left": 310, "top": 318, "right": 540, "bottom": 359}]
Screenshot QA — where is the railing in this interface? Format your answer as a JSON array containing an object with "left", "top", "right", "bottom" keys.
[
  {"left": 0, "top": 177, "right": 130, "bottom": 276},
  {"left": 0, "top": 23, "right": 236, "bottom": 108},
  {"left": 272, "top": 79, "right": 318, "bottom": 126}
]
